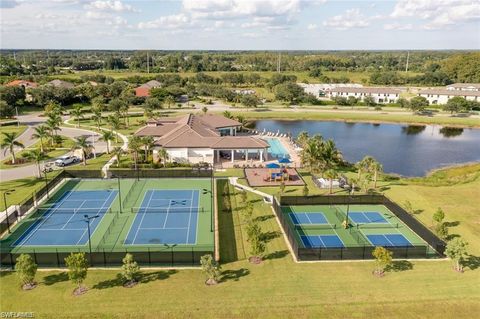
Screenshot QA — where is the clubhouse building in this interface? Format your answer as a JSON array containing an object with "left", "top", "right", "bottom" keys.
[{"left": 135, "top": 114, "right": 269, "bottom": 166}]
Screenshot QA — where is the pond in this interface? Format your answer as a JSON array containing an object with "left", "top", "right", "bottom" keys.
[{"left": 253, "top": 120, "right": 480, "bottom": 176}]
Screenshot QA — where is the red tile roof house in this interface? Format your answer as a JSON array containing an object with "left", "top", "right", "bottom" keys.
[
  {"left": 5, "top": 80, "right": 38, "bottom": 89},
  {"left": 135, "top": 114, "right": 269, "bottom": 167},
  {"left": 135, "top": 80, "right": 162, "bottom": 97}
]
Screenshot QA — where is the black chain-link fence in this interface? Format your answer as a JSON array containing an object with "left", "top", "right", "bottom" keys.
[{"left": 272, "top": 195, "right": 445, "bottom": 261}]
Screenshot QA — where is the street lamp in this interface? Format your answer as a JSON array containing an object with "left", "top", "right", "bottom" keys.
[
  {"left": 111, "top": 175, "right": 122, "bottom": 213},
  {"left": 202, "top": 188, "right": 214, "bottom": 233},
  {"left": 42, "top": 167, "right": 49, "bottom": 198},
  {"left": 3, "top": 190, "right": 13, "bottom": 233},
  {"left": 84, "top": 214, "right": 100, "bottom": 265}
]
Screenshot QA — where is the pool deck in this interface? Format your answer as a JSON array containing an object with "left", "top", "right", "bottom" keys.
[{"left": 245, "top": 168, "right": 305, "bottom": 187}]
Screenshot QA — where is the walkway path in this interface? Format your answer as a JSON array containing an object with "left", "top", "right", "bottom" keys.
[
  {"left": 63, "top": 118, "right": 129, "bottom": 177},
  {"left": 228, "top": 177, "right": 273, "bottom": 202}
]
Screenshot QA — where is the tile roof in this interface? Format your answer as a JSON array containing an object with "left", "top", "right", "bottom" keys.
[
  {"left": 418, "top": 89, "right": 480, "bottom": 97},
  {"left": 330, "top": 87, "right": 402, "bottom": 94},
  {"left": 135, "top": 114, "right": 267, "bottom": 149},
  {"left": 138, "top": 80, "right": 162, "bottom": 89},
  {"left": 446, "top": 83, "right": 480, "bottom": 89},
  {"left": 47, "top": 79, "right": 75, "bottom": 89},
  {"left": 5, "top": 80, "right": 38, "bottom": 88}
]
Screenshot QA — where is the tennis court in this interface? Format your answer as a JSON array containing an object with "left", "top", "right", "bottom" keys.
[
  {"left": 301, "top": 235, "right": 344, "bottom": 248},
  {"left": 124, "top": 189, "right": 200, "bottom": 245},
  {"left": 290, "top": 212, "right": 327, "bottom": 225},
  {"left": 366, "top": 234, "right": 412, "bottom": 247},
  {"left": 13, "top": 190, "right": 117, "bottom": 247},
  {"left": 349, "top": 211, "right": 388, "bottom": 224}
]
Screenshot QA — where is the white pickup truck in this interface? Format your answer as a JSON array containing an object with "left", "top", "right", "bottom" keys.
[{"left": 54, "top": 155, "right": 79, "bottom": 167}]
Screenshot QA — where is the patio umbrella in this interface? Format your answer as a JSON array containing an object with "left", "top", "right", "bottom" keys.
[
  {"left": 266, "top": 163, "right": 280, "bottom": 169},
  {"left": 278, "top": 157, "right": 291, "bottom": 164}
]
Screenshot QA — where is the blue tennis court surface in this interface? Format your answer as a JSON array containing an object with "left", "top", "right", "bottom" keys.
[
  {"left": 349, "top": 212, "right": 388, "bottom": 224},
  {"left": 13, "top": 190, "right": 117, "bottom": 246},
  {"left": 301, "top": 235, "right": 344, "bottom": 248},
  {"left": 367, "top": 234, "right": 412, "bottom": 247},
  {"left": 124, "top": 190, "right": 199, "bottom": 245},
  {"left": 290, "top": 212, "right": 327, "bottom": 225}
]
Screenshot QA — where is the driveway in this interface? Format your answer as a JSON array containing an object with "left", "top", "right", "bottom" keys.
[{"left": 0, "top": 126, "right": 107, "bottom": 181}]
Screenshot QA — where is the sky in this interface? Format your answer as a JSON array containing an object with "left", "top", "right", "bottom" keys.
[{"left": 1, "top": 0, "right": 479, "bottom": 50}]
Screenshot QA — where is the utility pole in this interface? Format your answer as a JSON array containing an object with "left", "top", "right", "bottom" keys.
[
  {"left": 405, "top": 51, "right": 410, "bottom": 73},
  {"left": 277, "top": 53, "right": 281, "bottom": 73},
  {"left": 147, "top": 51, "right": 150, "bottom": 73}
]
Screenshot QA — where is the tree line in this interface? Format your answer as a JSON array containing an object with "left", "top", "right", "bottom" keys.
[{"left": 1, "top": 50, "right": 479, "bottom": 83}]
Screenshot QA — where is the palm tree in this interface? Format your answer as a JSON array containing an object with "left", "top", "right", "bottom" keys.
[
  {"left": 22, "top": 149, "right": 47, "bottom": 177},
  {"left": 157, "top": 147, "right": 169, "bottom": 167},
  {"left": 112, "top": 146, "right": 123, "bottom": 167},
  {"left": 128, "top": 136, "right": 142, "bottom": 170},
  {"left": 100, "top": 130, "right": 115, "bottom": 154},
  {"left": 322, "top": 139, "right": 342, "bottom": 170},
  {"left": 236, "top": 115, "right": 247, "bottom": 132},
  {"left": 296, "top": 131, "right": 309, "bottom": 148},
  {"left": 141, "top": 136, "right": 155, "bottom": 162},
  {"left": 91, "top": 108, "right": 103, "bottom": 130},
  {"left": 108, "top": 115, "right": 121, "bottom": 143},
  {"left": 31, "top": 125, "right": 50, "bottom": 153},
  {"left": 72, "top": 136, "right": 93, "bottom": 166},
  {"left": 1, "top": 132, "right": 25, "bottom": 164},
  {"left": 324, "top": 169, "right": 338, "bottom": 194},
  {"left": 46, "top": 116, "right": 61, "bottom": 138},
  {"left": 120, "top": 104, "right": 129, "bottom": 128},
  {"left": 301, "top": 136, "right": 323, "bottom": 173},
  {"left": 369, "top": 158, "right": 383, "bottom": 189},
  {"left": 223, "top": 110, "right": 233, "bottom": 119},
  {"left": 202, "top": 106, "right": 208, "bottom": 115},
  {"left": 165, "top": 96, "right": 175, "bottom": 109},
  {"left": 70, "top": 105, "right": 83, "bottom": 128}
]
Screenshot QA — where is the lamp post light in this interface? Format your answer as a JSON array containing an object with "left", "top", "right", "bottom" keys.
[
  {"left": 42, "top": 167, "right": 49, "bottom": 198},
  {"left": 3, "top": 190, "right": 13, "bottom": 233},
  {"left": 202, "top": 188, "right": 214, "bottom": 233},
  {"left": 84, "top": 214, "right": 100, "bottom": 265}
]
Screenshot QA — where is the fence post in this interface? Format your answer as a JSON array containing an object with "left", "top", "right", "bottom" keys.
[
  {"left": 362, "top": 245, "right": 366, "bottom": 259},
  {"left": 340, "top": 247, "right": 343, "bottom": 260},
  {"left": 9, "top": 253, "right": 14, "bottom": 269},
  {"left": 171, "top": 247, "right": 174, "bottom": 267},
  {"left": 191, "top": 248, "right": 194, "bottom": 266},
  {"left": 33, "top": 249, "right": 37, "bottom": 265},
  {"left": 56, "top": 249, "right": 60, "bottom": 267},
  {"left": 103, "top": 249, "right": 106, "bottom": 268},
  {"left": 148, "top": 248, "right": 151, "bottom": 266}
]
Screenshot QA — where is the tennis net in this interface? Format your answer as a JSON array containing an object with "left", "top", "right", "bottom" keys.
[
  {"left": 131, "top": 206, "right": 204, "bottom": 214},
  {"left": 356, "top": 223, "right": 399, "bottom": 229},
  {"left": 294, "top": 223, "right": 336, "bottom": 230}
]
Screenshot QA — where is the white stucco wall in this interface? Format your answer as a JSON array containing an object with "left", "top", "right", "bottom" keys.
[
  {"left": 418, "top": 93, "right": 479, "bottom": 105},
  {"left": 330, "top": 91, "right": 399, "bottom": 104}
]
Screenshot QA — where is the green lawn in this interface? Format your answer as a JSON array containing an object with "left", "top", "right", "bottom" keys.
[
  {"left": 235, "top": 110, "right": 480, "bottom": 128},
  {"left": 0, "top": 171, "right": 62, "bottom": 211},
  {"left": 1, "top": 175, "right": 478, "bottom": 318},
  {"left": 0, "top": 125, "right": 27, "bottom": 137}
]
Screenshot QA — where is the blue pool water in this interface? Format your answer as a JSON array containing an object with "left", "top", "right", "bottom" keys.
[{"left": 264, "top": 138, "right": 290, "bottom": 159}]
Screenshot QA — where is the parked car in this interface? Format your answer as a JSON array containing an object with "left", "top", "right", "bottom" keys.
[{"left": 54, "top": 155, "right": 79, "bottom": 167}]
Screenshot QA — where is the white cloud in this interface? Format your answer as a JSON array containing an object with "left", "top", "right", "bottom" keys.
[
  {"left": 323, "top": 9, "right": 370, "bottom": 30},
  {"left": 85, "top": 0, "right": 139, "bottom": 13},
  {"left": 391, "top": 0, "right": 480, "bottom": 29},
  {"left": 137, "top": 14, "right": 192, "bottom": 30},
  {"left": 384, "top": 23, "right": 413, "bottom": 30},
  {"left": 307, "top": 23, "right": 317, "bottom": 30}
]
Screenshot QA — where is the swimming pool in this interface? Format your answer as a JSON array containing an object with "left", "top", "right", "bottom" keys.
[{"left": 264, "top": 138, "right": 290, "bottom": 159}]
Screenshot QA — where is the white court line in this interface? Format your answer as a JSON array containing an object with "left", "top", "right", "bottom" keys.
[
  {"left": 186, "top": 190, "right": 194, "bottom": 244},
  {"left": 132, "top": 190, "right": 154, "bottom": 244},
  {"left": 305, "top": 213, "right": 314, "bottom": 224},
  {"left": 162, "top": 195, "right": 173, "bottom": 229},
  {"left": 138, "top": 227, "right": 189, "bottom": 230},
  {"left": 61, "top": 200, "right": 86, "bottom": 230},
  {"left": 14, "top": 191, "right": 74, "bottom": 246},
  {"left": 75, "top": 190, "right": 116, "bottom": 245}
]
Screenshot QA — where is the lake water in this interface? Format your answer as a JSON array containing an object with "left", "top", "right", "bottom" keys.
[{"left": 253, "top": 120, "right": 480, "bottom": 176}]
